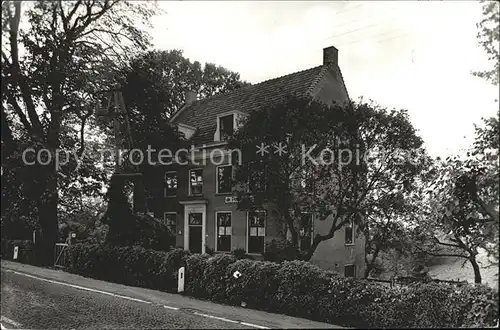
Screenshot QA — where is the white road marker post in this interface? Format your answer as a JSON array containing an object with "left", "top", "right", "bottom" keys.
[
  {"left": 233, "top": 270, "right": 246, "bottom": 307},
  {"left": 178, "top": 267, "right": 185, "bottom": 293},
  {"left": 13, "top": 246, "right": 19, "bottom": 260}
]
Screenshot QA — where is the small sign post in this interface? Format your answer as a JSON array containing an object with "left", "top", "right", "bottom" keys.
[
  {"left": 178, "top": 267, "right": 185, "bottom": 293},
  {"left": 13, "top": 246, "right": 19, "bottom": 260}
]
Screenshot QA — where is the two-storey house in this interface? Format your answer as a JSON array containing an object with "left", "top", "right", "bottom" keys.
[{"left": 157, "top": 46, "right": 365, "bottom": 278}]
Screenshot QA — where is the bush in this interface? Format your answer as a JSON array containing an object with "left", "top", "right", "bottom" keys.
[
  {"left": 1, "top": 239, "right": 36, "bottom": 265},
  {"left": 184, "top": 254, "right": 211, "bottom": 298},
  {"left": 262, "top": 239, "right": 301, "bottom": 262},
  {"left": 231, "top": 248, "right": 255, "bottom": 260},
  {"left": 66, "top": 244, "right": 190, "bottom": 292},
  {"left": 102, "top": 175, "right": 175, "bottom": 252},
  {"left": 63, "top": 243, "right": 499, "bottom": 328}
]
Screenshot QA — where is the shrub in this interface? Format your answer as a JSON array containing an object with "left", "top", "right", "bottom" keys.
[
  {"left": 231, "top": 248, "right": 255, "bottom": 260},
  {"left": 102, "top": 175, "right": 175, "bottom": 252},
  {"left": 226, "top": 259, "right": 282, "bottom": 310},
  {"left": 66, "top": 244, "right": 188, "bottom": 292},
  {"left": 184, "top": 254, "right": 211, "bottom": 298},
  {"left": 1, "top": 239, "right": 36, "bottom": 265},
  {"left": 263, "top": 239, "right": 301, "bottom": 262},
  {"left": 62, "top": 243, "right": 499, "bottom": 328},
  {"left": 202, "top": 254, "right": 237, "bottom": 301},
  {"left": 205, "top": 245, "right": 215, "bottom": 255}
]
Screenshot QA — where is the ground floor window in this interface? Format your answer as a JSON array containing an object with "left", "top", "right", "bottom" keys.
[
  {"left": 344, "top": 264, "right": 356, "bottom": 278},
  {"left": 248, "top": 210, "right": 266, "bottom": 254},
  {"left": 164, "top": 212, "right": 177, "bottom": 234},
  {"left": 216, "top": 212, "right": 232, "bottom": 252}
]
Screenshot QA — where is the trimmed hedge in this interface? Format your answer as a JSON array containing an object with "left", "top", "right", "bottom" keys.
[
  {"left": 63, "top": 244, "right": 499, "bottom": 328},
  {"left": 66, "top": 244, "right": 191, "bottom": 292}
]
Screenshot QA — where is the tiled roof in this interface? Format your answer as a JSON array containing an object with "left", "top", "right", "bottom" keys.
[{"left": 171, "top": 64, "right": 332, "bottom": 146}]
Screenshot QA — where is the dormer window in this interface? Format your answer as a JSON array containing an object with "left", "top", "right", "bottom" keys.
[
  {"left": 220, "top": 114, "right": 234, "bottom": 141},
  {"left": 214, "top": 111, "right": 246, "bottom": 142}
]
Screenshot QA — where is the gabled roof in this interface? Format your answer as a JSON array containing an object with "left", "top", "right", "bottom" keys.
[{"left": 170, "top": 64, "right": 344, "bottom": 146}]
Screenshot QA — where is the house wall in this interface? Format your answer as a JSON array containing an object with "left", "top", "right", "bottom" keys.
[
  {"left": 157, "top": 63, "right": 365, "bottom": 276},
  {"left": 310, "top": 214, "right": 366, "bottom": 277},
  {"left": 305, "top": 65, "right": 366, "bottom": 277},
  {"left": 314, "top": 66, "right": 349, "bottom": 105},
  {"left": 156, "top": 150, "right": 283, "bottom": 256}
]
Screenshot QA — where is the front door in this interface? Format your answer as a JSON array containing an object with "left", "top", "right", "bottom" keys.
[
  {"left": 188, "top": 212, "right": 203, "bottom": 253},
  {"left": 183, "top": 204, "right": 206, "bottom": 254}
]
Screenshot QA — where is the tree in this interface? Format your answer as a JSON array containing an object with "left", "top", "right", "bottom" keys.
[
  {"left": 363, "top": 191, "right": 419, "bottom": 278},
  {"left": 418, "top": 111, "right": 499, "bottom": 284},
  {"left": 105, "top": 49, "right": 250, "bottom": 209},
  {"left": 1, "top": 0, "right": 159, "bottom": 264},
  {"left": 473, "top": 0, "right": 499, "bottom": 86},
  {"left": 229, "top": 95, "right": 427, "bottom": 261}
]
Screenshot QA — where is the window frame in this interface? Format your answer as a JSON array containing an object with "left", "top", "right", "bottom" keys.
[
  {"left": 216, "top": 164, "right": 233, "bottom": 195},
  {"left": 219, "top": 113, "right": 235, "bottom": 141},
  {"left": 246, "top": 209, "right": 267, "bottom": 254},
  {"left": 163, "top": 212, "right": 177, "bottom": 234},
  {"left": 164, "top": 171, "right": 178, "bottom": 197},
  {"left": 345, "top": 218, "right": 355, "bottom": 246},
  {"left": 215, "top": 211, "right": 232, "bottom": 252},
  {"left": 344, "top": 264, "right": 356, "bottom": 278},
  {"left": 189, "top": 168, "right": 204, "bottom": 196}
]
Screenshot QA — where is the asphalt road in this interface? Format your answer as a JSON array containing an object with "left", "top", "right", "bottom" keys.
[{"left": 1, "top": 261, "right": 341, "bottom": 329}]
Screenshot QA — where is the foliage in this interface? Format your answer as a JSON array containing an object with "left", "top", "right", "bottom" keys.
[
  {"left": 473, "top": 0, "right": 500, "bottom": 86},
  {"left": 228, "top": 95, "right": 427, "bottom": 261},
  {"left": 184, "top": 254, "right": 211, "bottom": 297},
  {"left": 66, "top": 244, "right": 190, "bottom": 292},
  {"left": 263, "top": 239, "right": 301, "bottom": 262},
  {"left": 58, "top": 198, "right": 107, "bottom": 242},
  {"left": 112, "top": 49, "right": 249, "bottom": 206},
  {"left": 65, "top": 243, "right": 498, "bottom": 328},
  {"left": 102, "top": 175, "right": 175, "bottom": 252},
  {"left": 1, "top": 0, "right": 159, "bottom": 263},
  {"left": 418, "top": 111, "right": 499, "bottom": 283},
  {"left": 0, "top": 239, "right": 36, "bottom": 265},
  {"left": 231, "top": 248, "right": 255, "bottom": 260}
]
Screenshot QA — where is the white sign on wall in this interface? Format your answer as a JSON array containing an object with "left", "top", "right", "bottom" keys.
[
  {"left": 13, "top": 246, "right": 19, "bottom": 260},
  {"left": 225, "top": 196, "right": 238, "bottom": 204}
]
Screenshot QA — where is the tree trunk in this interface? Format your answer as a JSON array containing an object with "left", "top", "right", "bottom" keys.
[
  {"left": 364, "top": 246, "right": 381, "bottom": 278},
  {"left": 302, "top": 233, "right": 332, "bottom": 261},
  {"left": 37, "top": 164, "right": 59, "bottom": 266},
  {"left": 469, "top": 257, "right": 482, "bottom": 284},
  {"left": 283, "top": 211, "right": 299, "bottom": 247}
]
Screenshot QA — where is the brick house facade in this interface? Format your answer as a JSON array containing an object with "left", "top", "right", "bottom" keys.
[{"left": 155, "top": 46, "right": 366, "bottom": 278}]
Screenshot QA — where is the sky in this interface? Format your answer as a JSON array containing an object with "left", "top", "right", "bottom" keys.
[{"left": 148, "top": 0, "right": 499, "bottom": 158}]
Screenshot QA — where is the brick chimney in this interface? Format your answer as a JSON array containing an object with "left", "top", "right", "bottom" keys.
[
  {"left": 323, "top": 46, "right": 338, "bottom": 66},
  {"left": 185, "top": 91, "right": 197, "bottom": 105}
]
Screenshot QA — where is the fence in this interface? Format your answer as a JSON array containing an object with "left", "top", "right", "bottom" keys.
[{"left": 54, "top": 243, "right": 69, "bottom": 268}]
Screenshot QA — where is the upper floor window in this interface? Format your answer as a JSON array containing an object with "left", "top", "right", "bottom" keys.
[
  {"left": 164, "top": 172, "right": 177, "bottom": 197},
  {"left": 217, "top": 165, "right": 233, "bottom": 194},
  {"left": 189, "top": 169, "right": 203, "bottom": 196},
  {"left": 219, "top": 114, "right": 234, "bottom": 141},
  {"left": 345, "top": 219, "right": 355, "bottom": 245},
  {"left": 300, "top": 212, "right": 313, "bottom": 251}
]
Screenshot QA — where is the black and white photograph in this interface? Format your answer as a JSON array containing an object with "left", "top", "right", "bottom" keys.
[{"left": 1, "top": 0, "right": 499, "bottom": 329}]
